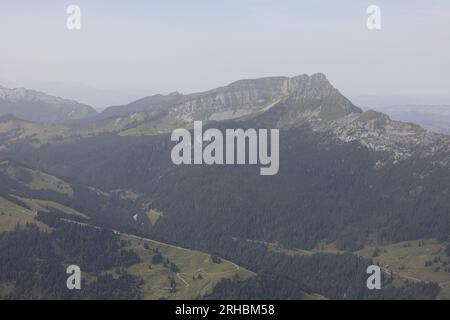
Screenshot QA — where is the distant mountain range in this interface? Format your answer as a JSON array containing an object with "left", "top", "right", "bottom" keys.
[
  {"left": 1, "top": 74, "right": 450, "bottom": 164},
  {"left": 369, "top": 104, "right": 450, "bottom": 135},
  {"left": 0, "top": 85, "right": 98, "bottom": 122},
  {"left": 0, "top": 74, "right": 449, "bottom": 299},
  {"left": 3, "top": 81, "right": 450, "bottom": 139}
]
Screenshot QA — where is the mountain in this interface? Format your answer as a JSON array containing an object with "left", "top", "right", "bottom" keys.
[
  {"left": 3, "top": 74, "right": 449, "bottom": 245},
  {"left": 17, "top": 81, "right": 148, "bottom": 111},
  {"left": 0, "top": 73, "right": 362, "bottom": 140},
  {"left": 61, "top": 74, "right": 450, "bottom": 166},
  {"left": 0, "top": 74, "right": 449, "bottom": 299},
  {"left": 0, "top": 158, "right": 253, "bottom": 299},
  {"left": 99, "top": 91, "right": 185, "bottom": 119},
  {"left": 369, "top": 104, "right": 450, "bottom": 135},
  {"left": 99, "top": 73, "right": 359, "bottom": 124},
  {"left": 0, "top": 85, "right": 98, "bottom": 122},
  {"left": 2, "top": 73, "right": 450, "bottom": 182}
]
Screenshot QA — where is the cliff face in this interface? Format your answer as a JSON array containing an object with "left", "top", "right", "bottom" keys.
[
  {"left": 2, "top": 73, "right": 450, "bottom": 169},
  {"left": 168, "top": 73, "right": 360, "bottom": 123}
]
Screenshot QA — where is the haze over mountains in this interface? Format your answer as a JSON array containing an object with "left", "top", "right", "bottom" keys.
[
  {"left": 369, "top": 104, "right": 450, "bottom": 135},
  {"left": 0, "top": 85, "right": 97, "bottom": 122},
  {"left": 0, "top": 73, "right": 449, "bottom": 299},
  {"left": 2, "top": 77, "right": 450, "bottom": 139},
  {"left": 2, "top": 74, "right": 450, "bottom": 165},
  {"left": 351, "top": 96, "right": 450, "bottom": 135}
]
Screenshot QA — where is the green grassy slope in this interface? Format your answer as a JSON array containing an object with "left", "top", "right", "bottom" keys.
[
  {"left": 0, "top": 194, "right": 253, "bottom": 299},
  {"left": 122, "top": 236, "right": 254, "bottom": 300},
  {"left": 357, "top": 239, "right": 450, "bottom": 299},
  {"left": 245, "top": 237, "right": 449, "bottom": 299}
]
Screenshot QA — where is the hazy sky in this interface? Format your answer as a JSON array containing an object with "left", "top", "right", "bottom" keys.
[{"left": 1, "top": 0, "right": 450, "bottom": 108}]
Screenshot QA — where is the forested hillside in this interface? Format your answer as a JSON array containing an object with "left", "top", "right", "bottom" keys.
[
  {"left": 0, "top": 74, "right": 448, "bottom": 300},
  {"left": 6, "top": 122, "right": 449, "bottom": 252}
]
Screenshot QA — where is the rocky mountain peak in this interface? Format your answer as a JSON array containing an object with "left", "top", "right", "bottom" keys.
[
  {"left": 224, "top": 73, "right": 332, "bottom": 96},
  {"left": 2, "top": 74, "right": 450, "bottom": 171},
  {"left": 167, "top": 73, "right": 361, "bottom": 124}
]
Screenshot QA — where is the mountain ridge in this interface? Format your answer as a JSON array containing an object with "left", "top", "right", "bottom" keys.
[
  {"left": 99, "top": 73, "right": 360, "bottom": 123},
  {"left": 369, "top": 104, "right": 450, "bottom": 135},
  {"left": 1, "top": 73, "right": 450, "bottom": 168},
  {"left": 0, "top": 74, "right": 449, "bottom": 298},
  {"left": 0, "top": 85, "right": 98, "bottom": 122},
  {"left": 94, "top": 73, "right": 450, "bottom": 167}
]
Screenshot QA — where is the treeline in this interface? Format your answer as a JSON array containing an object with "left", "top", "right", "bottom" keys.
[
  {"left": 5, "top": 125, "right": 450, "bottom": 252},
  {"left": 37, "top": 212, "right": 140, "bottom": 272},
  {"left": 204, "top": 239, "right": 440, "bottom": 300},
  {"left": 206, "top": 273, "right": 440, "bottom": 300},
  {"left": 0, "top": 158, "right": 148, "bottom": 235},
  {"left": 150, "top": 248, "right": 180, "bottom": 273},
  {"left": 79, "top": 272, "right": 143, "bottom": 300},
  {"left": 0, "top": 219, "right": 143, "bottom": 299},
  {"left": 204, "top": 272, "right": 306, "bottom": 300},
  {"left": 2, "top": 122, "right": 449, "bottom": 300}
]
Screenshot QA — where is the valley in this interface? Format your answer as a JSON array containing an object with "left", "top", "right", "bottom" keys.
[
  {"left": 0, "top": 190, "right": 252, "bottom": 299},
  {"left": 0, "top": 73, "right": 448, "bottom": 300}
]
